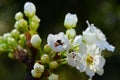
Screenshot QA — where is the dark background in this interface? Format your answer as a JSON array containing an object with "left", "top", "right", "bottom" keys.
[{"left": 0, "top": 0, "right": 120, "bottom": 80}]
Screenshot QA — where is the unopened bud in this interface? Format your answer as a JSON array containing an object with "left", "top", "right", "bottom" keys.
[
  {"left": 14, "top": 19, "right": 28, "bottom": 32},
  {"left": 49, "top": 61, "right": 58, "bottom": 69},
  {"left": 8, "top": 52, "right": 14, "bottom": 59},
  {"left": 15, "top": 12, "right": 23, "bottom": 20},
  {"left": 48, "top": 73, "right": 59, "bottom": 80},
  {"left": 66, "top": 29, "right": 76, "bottom": 39},
  {"left": 31, "top": 69, "right": 42, "bottom": 78},
  {"left": 30, "top": 21, "right": 39, "bottom": 32},
  {"left": 18, "top": 34, "right": 26, "bottom": 46},
  {"left": 32, "top": 15, "right": 40, "bottom": 23},
  {"left": 24, "top": 2, "right": 36, "bottom": 17},
  {"left": 0, "top": 43, "right": 8, "bottom": 52},
  {"left": 64, "top": 13, "right": 78, "bottom": 29},
  {"left": 3, "top": 33, "right": 11, "bottom": 40},
  {"left": 11, "top": 29, "right": 20, "bottom": 40},
  {"left": 43, "top": 44, "right": 52, "bottom": 54},
  {"left": 7, "top": 37, "right": 17, "bottom": 47},
  {"left": 30, "top": 34, "right": 41, "bottom": 49},
  {"left": 34, "top": 63, "right": 44, "bottom": 73},
  {"left": 41, "top": 54, "right": 50, "bottom": 64},
  {"left": 0, "top": 36, "right": 4, "bottom": 43}
]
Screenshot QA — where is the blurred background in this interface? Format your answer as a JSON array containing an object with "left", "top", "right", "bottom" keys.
[{"left": 0, "top": 0, "right": 120, "bottom": 80}]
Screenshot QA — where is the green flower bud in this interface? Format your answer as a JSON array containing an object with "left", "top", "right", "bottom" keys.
[
  {"left": 43, "top": 44, "right": 52, "bottom": 54},
  {"left": 7, "top": 37, "right": 17, "bottom": 47},
  {"left": 30, "top": 34, "right": 41, "bottom": 49},
  {"left": 32, "top": 15, "right": 40, "bottom": 23},
  {"left": 14, "top": 19, "right": 28, "bottom": 32},
  {"left": 41, "top": 54, "right": 50, "bottom": 64},
  {"left": 66, "top": 29, "right": 76, "bottom": 39},
  {"left": 0, "top": 36, "right": 4, "bottom": 43},
  {"left": 0, "top": 43, "right": 8, "bottom": 52},
  {"left": 24, "top": 2, "right": 36, "bottom": 17},
  {"left": 30, "top": 21, "right": 39, "bottom": 32},
  {"left": 31, "top": 69, "right": 42, "bottom": 78},
  {"left": 34, "top": 63, "right": 44, "bottom": 73},
  {"left": 3, "top": 33, "right": 11, "bottom": 40},
  {"left": 11, "top": 29, "right": 20, "bottom": 40},
  {"left": 49, "top": 61, "right": 58, "bottom": 69},
  {"left": 48, "top": 73, "right": 59, "bottom": 80},
  {"left": 8, "top": 52, "right": 14, "bottom": 59},
  {"left": 18, "top": 34, "right": 26, "bottom": 46},
  {"left": 15, "top": 12, "right": 23, "bottom": 21}
]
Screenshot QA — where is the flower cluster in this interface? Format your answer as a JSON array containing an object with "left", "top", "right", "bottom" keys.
[
  {"left": 0, "top": 2, "right": 115, "bottom": 80},
  {"left": 47, "top": 12, "right": 115, "bottom": 79}
]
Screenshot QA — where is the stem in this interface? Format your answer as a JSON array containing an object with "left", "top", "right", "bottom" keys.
[
  {"left": 25, "top": 32, "right": 40, "bottom": 80},
  {"left": 39, "top": 46, "right": 43, "bottom": 56}
]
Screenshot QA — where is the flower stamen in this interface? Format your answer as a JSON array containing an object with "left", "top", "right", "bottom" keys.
[
  {"left": 54, "top": 40, "right": 64, "bottom": 47},
  {"left": 86, "top": 55, "right": 93, "bottom": 65}
]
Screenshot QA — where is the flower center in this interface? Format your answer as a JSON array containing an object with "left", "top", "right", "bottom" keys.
[
  {"left": 86, "top": 55, "right": 93, "bottom": 65},
  {"left": 70, "top": 52, "right": 76, "bottom": 58},
  {"left": 54, "top": 40, "right": 64, "bottom": 47}
]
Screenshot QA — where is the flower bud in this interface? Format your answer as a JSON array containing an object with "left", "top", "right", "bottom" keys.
[
  {"left": 29, "top": 21, "right": 39, "bottom": 32},
  {"left": 66, "top": 29, "right": 76, "bottom": 39},
  {"left": 30, "top": 34, "right": 41, "bottom": 49},
  {"left": 24, "top": 2, "right": 36, "bottom": 17},
  {"left": 15, "top": 12, "right": 23, "bottom": 21},
  {"left": 11, "top": 29, "right": 20, "bottom": 40},
  {"left": 0, "top": 36, "right": 4, "bottom": 43},
  {"left": 64, "top": 13, "right": 78, "bottom": 29},
  {"left": 18, "top": 34, "right": 26, "bottom": 46},
  {"left": 8, "top": 52, "right": 14, "bottom": 59},
  {"left": 31, "top": 69, "right": 42, "bottom": 78},
  {"left": 48, "top": 74, "right": 59, "bottom": 80},
  {"left": 34, "top": 63, "right": 44, "bottom": 73},
  {"left": 43, "top": 44, "right": 52, "bottom": 54},
  {"left": 41, "top": 54, "right": 50, "bottom": 64},
  {"left": 0, "top": 43, "right": 8, "bottom": 52},
  {"left": 7, "top": 37, "right": 17, "bottom": 47},
  {"left": 3, "top": 33, "right": 11, "bottom": 40},
  {"left": 32, "top": 15, "right": 40, "bottom": 23},
  {"left": 14, "top": 19, "right": 28, "bottom": 32},
  {"left": 49, "top": 61, "right": 58, "bottom": 69}
]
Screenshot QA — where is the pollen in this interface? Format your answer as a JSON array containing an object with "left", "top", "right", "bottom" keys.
[
  {"left": 86, "top": 54, "right": 93, "bottom": 65},
  {"left": 54, "top": 40, "right": 64, "bottom": 47}
]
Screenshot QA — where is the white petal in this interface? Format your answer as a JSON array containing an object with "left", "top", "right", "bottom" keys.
[
  {"left": 83, "top": 32, "right": 97, "bottom": 44},
  {"left": 85, "top": 66, "right": 95, "bottom": 78},
  {"left": 73, "top": 35, "right": 82, "bottom": 45},
  {"left": 94, "top": 55, "right": 105, "bottom": 69},
  {"left": 77, "top": 60, "right": 86, "bottom": 72},
  {"left": 97, "top": 41, "right": 115, "bottom": 52},
  {"left": 96, "top": 68, "right": 104, "bottom": 76}
]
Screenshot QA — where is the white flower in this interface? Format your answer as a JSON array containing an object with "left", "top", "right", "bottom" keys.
[
  {"left": 64, "top": 13, "right": 78, "bottom": 29},
  {"left": 67, "top": 35, "right": 87, "bottom": 67},
  {"left": 77, "top": 45, "right": 105, "bottom": 79},
  {"left": 33, "top": 63, "right": 44, "bottom": 73},
  {"left": 24, "top": 2, "right": 36, "bottom": 17},
  {"left": 47, "top": 32, "right": 70, "bottom": 52},
  {"left": 48, "top": 74, "right": 59, "bottom": 80},
  {"left": 83, "top": 21, "right": 115, "bottom": 52},
  {"left": 31, "top": 34, "right": 41, "bottom": 49}
]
